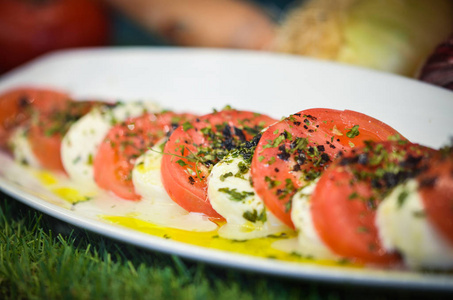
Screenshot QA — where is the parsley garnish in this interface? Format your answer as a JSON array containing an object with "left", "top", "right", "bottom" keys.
[
  {"left": 218, "top": 187, "right": 254, "bottom": 201},
  {"left": 346, "top": 125, "right": 360, "bottom": 138},
  {"left": 242, "top": 209, "right": 267, "bottom": 223}
]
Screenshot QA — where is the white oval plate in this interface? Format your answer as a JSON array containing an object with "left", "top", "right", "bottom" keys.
[{"left": 0, "top": 48, "right": 452, "bottom": 291}]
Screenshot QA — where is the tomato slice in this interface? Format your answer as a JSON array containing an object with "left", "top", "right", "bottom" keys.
[
  {"left": 160, "top": 108, "right": 277, "bottom": 219},
  {"left": 27, "top": 101, "right": 97, "bottom": 172},
  {"left": 0, "top": 87, "right": 71, "bottom": 148},
  {"left": 93, "top": 112, "right": 196, "bottom": 200},
  {"left": 251, "top": 108, "right": 405, "bottom": 229},
  {"left": 310, "top": 140, "right": 434, "bottom": 264},
  {"left": 418, "top": 147, "right": 453, "bottom": 246}
]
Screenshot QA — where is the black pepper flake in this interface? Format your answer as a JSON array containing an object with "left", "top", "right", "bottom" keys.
[
  {"left": 317, "top": 145, "right": 325, "bottom": 152},
  {"left": 339, "top": 156, "right": 358, "bottom": 166},
  {"left": 293, "top": 121, "right": 301, "bottom": 126},
  {"left": 303, "top": 125, "right": 308, "bottom": 130},
  {"left": 399, "top": 155, "right": 423, "bottom": 169},
  {"left": 222, "top": 125, "right": 232, "bottom": 138},
  {"left": 382, "top": 172, "right": 398, "bottom": 188},
  {"left": 320, "top": 153, "right": 330, "bottom": 165},
  {"left": 371, "top": 179, "right": 382, "bottom": 189},
  {"left": 357, "top": 153, "right": 368, "bottom": 165},
  {"left": 274, "top": 168, "right": 280, "bottom": 172},
  {"left": 234, "top": 127, "right": 246, "bottom": 141},
  {"left": 296, "top": 152, "right": 306, "bottom": 165},
  {"left": 221, "top": 137, "right": 235, "bottom": 151},
  {"left": 419, "top": 176, "right": 437, "bottom": 188},
  {"left": 277, "top": 144, "right": 290, "bottom": 161},
  {"left": 19, "top": 96, "right": 30, "bottom": 107},
  {"left": 188, "top": 176, "right": 195, "bottom": 185},
  {"left": 293, "top": 164, "right": 301, "bottom": 172},
  {"left": 204, "top": 160, "right": 215, "bottom": 167}
]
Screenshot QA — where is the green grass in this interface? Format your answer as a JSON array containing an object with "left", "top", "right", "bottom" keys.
[{"left": 0, "top": 192, "right": 448, "bottom": 299}]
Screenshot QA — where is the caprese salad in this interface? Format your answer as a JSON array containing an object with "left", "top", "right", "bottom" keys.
[{"left": 1, "top": 87, "right": 452, "bottom": 271}]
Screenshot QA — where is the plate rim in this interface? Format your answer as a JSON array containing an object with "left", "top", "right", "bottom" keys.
[{"left": 1, "top": 47, "right": 453, "bottom": 291}]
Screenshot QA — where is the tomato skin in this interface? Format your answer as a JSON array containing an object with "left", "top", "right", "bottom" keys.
[
  {"left": 310, "top": 141, "right": 434, "bottom": 265},
  {"left": 161, "top": 109, "right": 277, "bottom": 219},
  {"left": 311, "top": 166, "right": 400, "bottom": 265},
  {"left": 251, "top": 108, "right": 405, "bottom": 229},
  {"left": 0, "top": 87, "right": 71, "bottom": 149},
  {"left": 0, "top": 0, "right": 110, "bottom": 73},
  {"left": 419, "top": 147, "right": 453, "bottom": 246},
  {"left": 93, "top": 112, "right": 197, "bottom": 201},
  {"left": 27, "top": 100, "right": 97, "bottom": 172}
]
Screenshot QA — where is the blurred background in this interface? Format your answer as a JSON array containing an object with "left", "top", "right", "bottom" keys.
[{"left": 0, "top": 0, "right": 452, "bottom": 89}]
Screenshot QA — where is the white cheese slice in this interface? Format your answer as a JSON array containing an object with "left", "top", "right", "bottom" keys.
[
  {"left": 291, "top": 180, "right": 339, "bottom": 260},
  {"left": 8, "top": 127, "right": 41, "bottom": 168},
  {"left": 208, "top": 153, "right": 289, "bottom": 240},
  {"left": 61, "top": 102, "right": 160, "bottom": 190},
  {"left": 376, "top": 179, "right": 453, "bottom": 269}
]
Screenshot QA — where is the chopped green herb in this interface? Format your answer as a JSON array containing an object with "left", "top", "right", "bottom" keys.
[
  {"left": 397, "top": 189, "right": 409, "bottom": 208},
  {"left": 413, "top": 210, "right": 426, "bottom": 218},
  {"left": 176, "top": 159, "right": 187, "bottom": 167},
  {"left": 284, "top": 200, "right": 292, "bottom": 213},
  {"left": 346, "top": 125, "right": 360, "bottom": 138},
  {"left": 72, "top": 156, "right": 81, "bottom": 165},
  {"left": 348, "top": 191, "right": 359, "bottom": 200},
  {"left": 182, "top": 121, "right": 193, "bottom": 131},
  {"left": 218, "top": 187, "right": 254, "bottom": 201},
  {"left": 242, "top": 209, "right": 267, "bottom": 223},
  {"left": 357, "top": 226, "right": 369, "bottom": 233},
  {"left": 220, "top": 172, "right": 233, "bottom": 181}
]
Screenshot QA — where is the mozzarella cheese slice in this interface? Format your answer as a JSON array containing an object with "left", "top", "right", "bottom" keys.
[
  {"left": 8, "top": 127, "right": 41, "bottom": 168},
  {"left": 61, "top": 102, "right": 160, "bottom": 190},
  {"left": 131, "top": 140, "right": 217, "bottom": 232},
  {"left": 290, "top": 180, "right": 338, "bottom": 260},
  {"left": 208, "top": 152, "right": 289, "bottom": 240},
  {"left": 376, "top": 179, "right": 453, "bottom": 269}
]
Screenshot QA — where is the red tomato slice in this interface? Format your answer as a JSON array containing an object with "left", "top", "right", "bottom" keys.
[
  {"left": 0, "top": 87, "right": 71, "bottom": 148},
  {"left": 251, "top": 108, "right": 405, "bottom": 229},
  {"left": 310, "top": 140, "right": 433, "bottom": 264},
  {"left": 418, "top": 147, "right": 453, "bottom": 246},
  {"left": 27, "top": 101, "right": 97, "bottom": 172},
  {"left": 93, "top": 112, "right": 197, "bottom": 201},
  {"left": 160, "top": 108, "right": 277, "bottom": 219}
]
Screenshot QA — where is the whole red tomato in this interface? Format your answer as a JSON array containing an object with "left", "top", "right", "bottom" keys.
[{"left": 0, "top": 0, "right": 110, "bottom": 73}]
